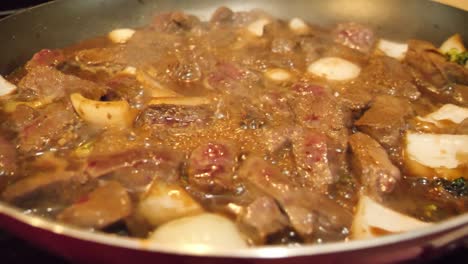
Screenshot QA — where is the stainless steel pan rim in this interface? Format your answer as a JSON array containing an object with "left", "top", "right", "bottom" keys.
[{"left": 1, "top": 202, "right": 467, "bottom": 258}]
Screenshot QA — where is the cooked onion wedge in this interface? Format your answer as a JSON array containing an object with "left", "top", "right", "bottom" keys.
[
  {"left": 136, "top": 71, "right": 181, "bottom": 98},
  {"left": 418, "top": 104, "right": 468, "bottom": 126},
  {"left": 138, "top": 183, "right": 203, "bottom": 227},
  {"left": 70, "top": 93, "right": 134, "bottom": 128},
  {"left": 108, "top": 28, "right": 136, "bottom": 44},
  {"left": 376, "top": 39, "right": 408, "bottom": 60},
  {"left": 352, "top": 196, "right": 431, "bottom": 239},
  {"left": 288, "top": 18, "right": 309, "bottom": 34},
  {"left": 3, "top": 96, "right": 54, "bottom": 113},
  {"left": 149, "top": 213, "right": 248, "bottom": 248},
  {"left": 148, "top": 97, "right": 211, "bottom": 106},
  {"left": 0, "top": 75, "right": 17, "bottom": 97},
  {"left": 439, "top": 33, "right": 466, "bottom": 53},
  {"left": 247, "top": 18, "right": 270, "bottom": 37},
  {"left": 264, "top": 68, "right": 292, "bottom": 82},
  {"left": 307, "top": 57, "right": 361, "bottom": 81}
]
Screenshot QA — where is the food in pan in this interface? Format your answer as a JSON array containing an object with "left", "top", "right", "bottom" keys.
[{"left": 0, "top": 7, "right": 467, "bottom": 248}]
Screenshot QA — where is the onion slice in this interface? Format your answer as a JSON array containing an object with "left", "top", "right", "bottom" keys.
[
  {"left": 307, "top": 57, "right": 361, "bottom": 81},
  {"left": 70, "top": 93, "right": 134, "bottom": 128},
  {"left": 108, "top": 28, "right": 135, "bottom": 44},
  {"left": 148, "top": 97, "right": 211, "bottom": 106},
  {"left": 0, "top": 75, "right": 17, "bottom": 97}
]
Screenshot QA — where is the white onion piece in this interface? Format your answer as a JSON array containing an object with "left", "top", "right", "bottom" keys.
[
  {"left": 288, "top": 18, "right": 308, "bottom": 34},
  {"left": 70, "top": 93, "right": 133, "bottom": 128},
  {"left": 120, "top": 66, "right": 137, "bottom": 76},
  {"left": 352, "top": 196, "right": 431, "bottom": 239},
  {"left": 148, "top": 97, "right": 211, "bottom": 106},
  {"left": 418, "top": 104, "right": 468, "bottom": 126},
  {"left": 0, "top": 75, "right": 17, "bottom": 97},
  {"left": 406, "top": 133, "right": 468, "bottom": 169},
  {"left": 138, "top": 183, "right": 203, "bottom": 227},
  {"left": 108, "top": 28, "right": 135, "bottom": 44},
  {"left": 136, "top": 71, "right": 181, "bottom": 98},
  {"left": 439, "top": 33, "right": 466, "bottom": 53},
  {"left": 247, "top": 19, "right": 270, "bottom": 37},
  {"left": 150, "top": 213, "right": 248, "bottom": 249},
  {"left": 377, "top": 39, "right": 408, "bottom": 60},
  {"left": 264, "top": 68, "right": 292, "bottom": 82},
  {"left": 307, "top": 57, "right": 361, "bottom": 81}
]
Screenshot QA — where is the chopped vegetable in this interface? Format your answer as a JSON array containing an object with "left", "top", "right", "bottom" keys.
[
  {"left": 247, "top": 18, "right": 270, "bottom": 37},
  {"left": 438, "top": 177, "right": 468, "bottom": 197},
  {"left": 352, "top": 196, "right": 431, "bottom": 239},
  {"left": 307, "top": 57, "right": 361, "bottom": 81},
  {"left": 70, "top": 93, "right": 134, "bottom": 128},
  {"left": 445, "top": 48, "right": 468, "bottom": 66},
  {"left": 289, "top": 18, "right": 309, "bottom": 34},
  {"left": 149, "top": 213, "right": 248, "bottom": 248},
  {"left": 417, "top": 104, "right": 468, "bottom": 126},
  {"left": 137, "top": 182, "right": 204, "bottom": 227},
  {"left": 439, "top": 34, "right": 466, "bottom": 54},
  {"left": 0, "top": 75, "right": 17, "bottom": 97},
  {"left": 108, "top": 28, "right": 135, "bottom": 44},
  {"left": 376, "top": 39, "right": 408, "bottom": 60}
]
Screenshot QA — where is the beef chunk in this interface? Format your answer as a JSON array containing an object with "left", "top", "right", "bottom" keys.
[
  {"left": 188, "top": 141, "right": 238, "bottom": 194},
  {"left": 18, "top": 102, "right": 78, "bottom": 153},
  {"left": 348, "top": 132, "right": 401, "bottom": 200},
  {"left": 25, "top": 49, "right": 65, "bottom": 70},
  {"left": 405, "top": 40, "right": 468, "bottom": 106},
  {"left": 291, "top": 129, "right": 337, "bottom": 192},
  {"left": 57, "top": 181, "right": 131, "bottom": 229},
  {"left": 210, "top": 6, "right": 234, "bottom": 24},
  {"left": 239, "top": 196, "right": 289, "bottom": 241},
  {"left": 18, "top": 66, "right": 107, "bottom": 101},
  {"left": 86, "top": 148, "right": 182, "bottom": 184},
  {"left": 2, "top": 159, "right": 86, "bottom": 203},
  {"left": 152, "top": 12, "right": 201, "bottom": 32},
  {"left": 239, "top": 157, "right": 351, "bottom": 239},
  {"left": 355, "top": 95, "right": 414, "bottom": 148},
  {"left": 332, "top": 22, "right": 375, "bottom": 53}
]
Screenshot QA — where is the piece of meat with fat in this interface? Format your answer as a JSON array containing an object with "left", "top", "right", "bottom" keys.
[
  {"left": 290, "top": 129, "right": 339, "bottom": 192},
  {"left": 207, "top": 62, "right": 260, "bottom": 95},
  {"left": 2, "top": 153, "right": 88, "bottom": 202},
  {"left": 332, "top": 22, "right": 375, "bottom": 54},
  {"left": 17, "top": 66, "right": 107, "bottom": 101},
  {"left": 86, "top": 148, "right": 182, "bottom": 184},
  {"left": 238, "top": 196, "right": 289, "bottom": 241},
  {"left": 0, "top": 135, "right": 17, "bottom": 176},
  {"left": 238, "top": 157, "right": 352, "bottom": 238},
  {"left": 405, "top": 40, "right": 468, "bottom": 106},
  {"left": 57, "top": 181, "right": 131, "bottom": 229},
  {"left": 18, "top": 102, "right": 78, "bottom": 153},
  {"left": 137, "top": 104, "right": 213, "bottom": 128},
  {"left": 25, "top": 49, "right": 65, "bottom": 70},
  {"left": 348, "top": 132, "right": 401, "bottom": 200},
  {"left": 187, "top": 141, "right": 238, "bottom": 194},
  {"left": 151, "top": 11, "right": 201, "bottom": 32},
  {"left": 355, "top": 95, "right": 414, "bottom": 149},
  {"left": 210, "top": 6, "right": 234, "bottom": 24}
]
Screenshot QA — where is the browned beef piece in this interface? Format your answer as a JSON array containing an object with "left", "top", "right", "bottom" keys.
[
  {"left": 239, "top": 157, "right": 352, "bottom": 239},
  {"left": 86, "top": 148, "right": 182, "bottom": 184},
  {"left": 0, "top": 135, "right": 17, "bottom": 176},
  {"left": 405, "top": 40, "right": 468, "bottom": 106},
  {"left": 291, "top": 81, "right": 350, "bottom": 151},
  {"left": 17, "top": 66, "right": 107, "bottom": 101},
  {"left": 332, "top": 22, "right": 375, "bottom": 54},
  {"left": 18, "top": 102, "right": 78, "bottom": 153},
  {"left": 25, "top": 49, "right": 65, "bottom": 70},
  {"left": 239, "top": 196, "right": 289, "bottom": 241},
  {"left": 57, "top": 181, "right": 131, "bottom": 229},
  {"left": 348, "top": 132, "right": 401, "bottom": 200},
  {"left": 188, "top": 141, "right": 238, "bottom": 194},
  {"left": 291, "top": 129, "right": 337, "bottom": 193},
  {"left": 2, "top": 156, "right": 87, "bottom": 202},
  {"left": 151, "top": 12, "right": 201, "bottom": 32},
  {"left": 207, "top": 62, "right": 260, "bottom": 96},
  {"left": 210, "top": 6, "right": 234, "bottom": 24},
  {"left": 355, "top": 95, "right": 414, "bottom": 148},
  {"left": 137, "top": 104, "right": 213, "bottom": 128}
]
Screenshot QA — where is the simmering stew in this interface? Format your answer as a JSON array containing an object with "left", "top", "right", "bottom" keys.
[{"left": 0, "top": 7, "right": 467, "bottom": 247}]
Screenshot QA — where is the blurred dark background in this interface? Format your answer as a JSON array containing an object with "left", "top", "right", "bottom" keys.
[{"left": 0, "top": 0, "right": 52, "bottom": 18}]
